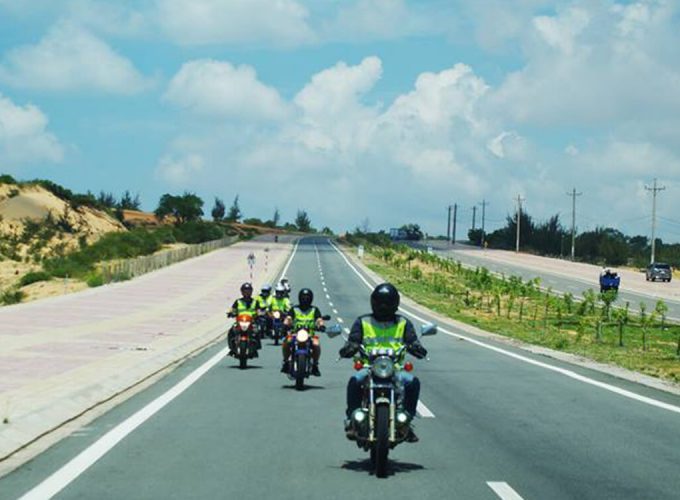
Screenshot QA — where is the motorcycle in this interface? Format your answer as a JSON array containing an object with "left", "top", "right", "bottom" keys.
[
  {"left": 342, "top": 323, "right": 437, "bottom": 478},
  {"left": 284, "top": 315, "right": 340, "bottom": 390},
  {"left": 232, "top": 313, "right": 258, "bottom": 369},
  {"left": 271, "top": 310, "right": 286, "bottom": 346},
  {"left": 255, "top": 312, "right": 269, "bottom": 340}
]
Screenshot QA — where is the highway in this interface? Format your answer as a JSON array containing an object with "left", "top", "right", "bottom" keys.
[
  {"left": 418, "top": 241, "right": 680, "bottom": 321},
  {"left": 3, "top": 238, "right": 680, "bottom": 499}
]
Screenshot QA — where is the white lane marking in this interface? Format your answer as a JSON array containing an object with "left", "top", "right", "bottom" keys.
[
  {"left": 326, "top": 294, "right": 331, "bottom": 299},
  {"left": 329, "top": 302, "right": 334, "bottom": 307},
  {"left": 416, "top": 400, "right": 435, "bottom": 418},
  {"left": 343, "top": 327, "right": 350, "bottom": 334},
  {"left": 327, "top": 240, "right": 680, "bottom": 416},
  {"left": 337, "top": 318, "right": 344, "bottom": 323},
  {"left": 19, "top": 347, "right": 232, "bottom": 500},
  {"left": 333, "top": 309, "right": 339, "bottom": 314},
  {"left": 488, "top": 482, "right": 525, "bottom": 500},
  {"left": 279, "top": 240, "right": 300, "bottom": 281},
  {"left": 323, "top": 287, "right": 328, "bottom": 293}
]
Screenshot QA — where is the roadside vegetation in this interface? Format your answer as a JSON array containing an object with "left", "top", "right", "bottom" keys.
[
  {"left": 343, "top": 233, "right": 680, "bottom": 383},
  {"left": 1, "top": 175, "right": 322, "bottom": 305},
  {"left": 467, "top": 209, "right": 680, "bottom": 269}
]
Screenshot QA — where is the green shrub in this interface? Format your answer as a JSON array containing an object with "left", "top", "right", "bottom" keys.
[
  {"left": 86, "top": 272, "right": 104, "bottom": 287},
  {"left": 173, "top": 221, "right": 225, "bottom": 244},
  {"left": 1, "top": 289, "right": 24, "bottom": 305},
  {"left": 19, "top": 271, "right": 51, "bottom": 287},
  {"left": 8, "top": 188, "right": 19, "bottom": 198},
  {"left": 0, "top": 174, "right": 17, "bottom": 184}
]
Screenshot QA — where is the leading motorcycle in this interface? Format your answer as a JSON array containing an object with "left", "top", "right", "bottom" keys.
[{"left": 342, "top": 324, "right": 436, "bottom": 478}]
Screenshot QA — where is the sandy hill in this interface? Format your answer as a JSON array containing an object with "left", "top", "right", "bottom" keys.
[{"left": 0, "top": 183, "right": 125, "bottom": 262}]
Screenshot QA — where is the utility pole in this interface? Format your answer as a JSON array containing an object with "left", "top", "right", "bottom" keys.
[
  {"left": 645, "top": 178, "right": 666, "bottom": 264},
  {"left": 447, "top": 205, "right": 452, "bottom": 243},
  {"left": 471, "top": 206, "right": 477, "bottom": 231},
  {"left": 567, "top": 188, "right": 582, "bottom": 261},
  {"left": 452, "top": 203, "right": 458, "bottom": 245},
  {"left": 479, "top": 200, "right": 489, "bottom": 247},
  {"left": 515, "top": 195, "right": 524, "bottom": 253}
]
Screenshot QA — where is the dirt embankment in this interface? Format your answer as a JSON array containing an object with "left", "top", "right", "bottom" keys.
[{"left": 0, "top": 183, "right": 125, "bottom": 296}]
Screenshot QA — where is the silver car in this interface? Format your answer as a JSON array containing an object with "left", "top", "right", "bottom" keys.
[{"left": 646, "top": 263, "right": 672, "bottom": 282}]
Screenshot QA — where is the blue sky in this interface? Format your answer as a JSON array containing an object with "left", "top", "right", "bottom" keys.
[{"left": 1, "top": 0, "right": 679, "bottom": 242}]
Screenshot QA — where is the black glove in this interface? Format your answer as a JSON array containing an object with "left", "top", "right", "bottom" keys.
[
  {"left": 407, "top": 342, "right": 428, "bottom": 359},
  {"left": 339, "top": 342, "right": 359, "bottom": 358},
  {"left": 227, "top": 311, "right": 236, "bottom": 318}
]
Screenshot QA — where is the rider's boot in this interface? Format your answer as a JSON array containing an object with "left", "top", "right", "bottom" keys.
[
  {"left": 311, "top": 363, "right": 321, "bottom": 377},
  {"left": 281, "top": 360, "right": 290, "bottom": 373}
]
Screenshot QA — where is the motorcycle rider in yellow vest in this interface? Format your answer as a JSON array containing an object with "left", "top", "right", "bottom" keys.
[
  {"left": 282, "top": 288, "right": 324, "bottom": 376},
  {"left": 339, "top": 283, "right": 427, "bottom": 442},
  {"left": 270, "top": 284, "right": 291, "bottom": 314},
  {"left": 227, "top": 282, "right": 264, "bottom": 355}
]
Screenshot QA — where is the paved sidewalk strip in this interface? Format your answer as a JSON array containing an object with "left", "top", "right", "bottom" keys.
[{"left": 0, "top": 237, "right": 293, "bottom": 473}]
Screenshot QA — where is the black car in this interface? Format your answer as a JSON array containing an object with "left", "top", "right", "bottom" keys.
[{"left": 646, "top": 263, "right": 672, "bottom": 282}]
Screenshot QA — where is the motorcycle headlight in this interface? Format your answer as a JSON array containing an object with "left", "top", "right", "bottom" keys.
[
  {"left": 239, "top": 321, "right": 251, "bottom": 331},
  {"left": 372, "top": 356, "right": 394, "bottom": 379}
]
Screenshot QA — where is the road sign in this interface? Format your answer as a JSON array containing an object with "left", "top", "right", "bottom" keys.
[{"left": 358, "top": 245, "right": 365, "bottom": 259}]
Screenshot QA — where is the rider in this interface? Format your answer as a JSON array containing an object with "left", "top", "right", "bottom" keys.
[
  {"left": 279, "top": 277, "right": 291, "bottom": 298},
  {"left": 227, "top": 282, "right": 262, "bottom": 355},
  {"left": 282, "top": 288, "right": 324, "bottom": 376},
  {"left": 256, "top": 284, "right": 274, "bottom": 336},
  {"left": 339, "top": 283, "right": 427, "bottom": 441},
  {"left": 270, "top": 284, "right": 292, "bottom": 314}
]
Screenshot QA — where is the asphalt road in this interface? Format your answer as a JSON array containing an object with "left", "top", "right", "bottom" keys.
[
  {"left": 416, "top": 241, "right": 680, "bottom": 321},
  {"left": 3, "top": 238, "right": 680, "bottom": 499}
]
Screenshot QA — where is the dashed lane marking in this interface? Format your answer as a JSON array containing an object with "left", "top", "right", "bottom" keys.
[
  {"left": 328, "top": 239, "right": 680, "bottom": 417},
  {"left": 488, "top": 482, "right": 525, "bottom": 500},
  {"left": 416, "top": 400, "right": 435, "bottom": 418}
]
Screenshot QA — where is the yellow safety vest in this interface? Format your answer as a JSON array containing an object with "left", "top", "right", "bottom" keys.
[
  {"left": 293, "top": 307, "right": 317, "bottom": 332},
  {"left": 361, "top": 317, "right": 406, "bottom": 352}
]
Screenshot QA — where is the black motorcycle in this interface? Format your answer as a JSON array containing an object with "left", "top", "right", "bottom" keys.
[
  {"left": 284, "top": 315, "right": 340, "bottom": 390},
  {"left": 343, "top": 324, "right": 437, "bottom": 478},
  {"left": 271, "top": 310, "right": 286, "bottom": 346}
]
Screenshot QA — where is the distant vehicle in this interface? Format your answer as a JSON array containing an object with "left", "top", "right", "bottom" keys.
[
  {"left": 599, "top": 269, "right": 620, "bottom": 293},
  {"left": 646, "top": 263, "right": 672, "bottom": 282}
]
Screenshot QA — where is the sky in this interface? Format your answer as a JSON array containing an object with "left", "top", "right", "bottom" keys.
[{"left": 0, "top": 0, "right": 679, "bottom": 241}]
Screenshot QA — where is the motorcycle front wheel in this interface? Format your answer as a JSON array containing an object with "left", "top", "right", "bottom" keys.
[
  {"left": 374, "top": 405, "right": 390, "bottom": 478},
  {"left": 295, "top": 353, "right": 307, "bottom": 391}
]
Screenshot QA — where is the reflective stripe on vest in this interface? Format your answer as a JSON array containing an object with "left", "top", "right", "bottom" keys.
[
  {"left": 270, "top": 298, "right": 290, "bottom": 312},
  {"left": 237, "top": 299, "right": 257, "bottom": 315},
  {"left": 293, "top": 307, "right": 316, "bottom": 331},
  {"left": 361, "top": 317, "right": 406, "bottom": 351}
]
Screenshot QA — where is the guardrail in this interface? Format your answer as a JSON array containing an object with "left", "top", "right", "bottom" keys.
[{"left": 99, "top": 236, "right": 239, "bottom": 283}]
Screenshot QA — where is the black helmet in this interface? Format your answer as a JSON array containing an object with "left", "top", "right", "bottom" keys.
[
  {"left": 240, "top": 282, "right": 253, "bottom": 296},
  {"left": 298, "top": 288, "right": 314, "bottom": 308},
  {"left": 371, "top": 283, "right": 399, "bottom": 321}
]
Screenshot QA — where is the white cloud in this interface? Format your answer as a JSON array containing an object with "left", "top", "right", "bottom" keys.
[
  {"left": 154, "top": 0, "right": 315, "bottom": 46},
  {"left": 164, "top": 59, "right": 289, "bottom": 121},
  {"left": 155, "top": 153, "right": 205, "bottom": 184},
  {"left": 0, "top": 93, "right": 63, "bottom": 165},
  {"left": 0, "top": 22, "right": 150, "bottom": 94}
]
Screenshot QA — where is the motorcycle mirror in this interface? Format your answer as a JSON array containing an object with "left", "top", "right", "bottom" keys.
[
  {"left": 326, "top": 324, "right": 343, "bottom": 338},
  {"left": 321, "top": 314, "right": 331, "bottom": 321},
  {"left": 420, "top": 323, "right": 438, "bottom": 336}
]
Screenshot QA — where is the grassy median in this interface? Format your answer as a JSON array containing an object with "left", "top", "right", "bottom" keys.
[{"left": 352, "top": 242, "right": 680, "bottom": 383}]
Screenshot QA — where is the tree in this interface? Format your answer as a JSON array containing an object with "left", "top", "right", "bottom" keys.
[
  {"left": 295, "top": 209, "right": 312, "bottom": 232},
  {"left": 399, "top": 224, "right": 423, "bottom": 241},
  {"left": 272, "top": 207, "right": 280, "bottom": 227},
  {"left": 226, "top": 195, "right": 241, "bottom": 222},
  {"left": 468, "top": 228, "right": 484, "bottom": 245},
  {"left": 211, "top": 197, "right": 226, "bottom": 221},
  {"left": 155, "top": 192, "right": 204, "bottom": 225},
  {"left": 119, "top": 191, "right": 141, "bottom": 210}
]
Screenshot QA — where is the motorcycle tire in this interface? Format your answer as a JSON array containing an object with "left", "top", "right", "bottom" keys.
[
  {"left": 295, "top": 353, "right": 307, "bottom": 391},
  {"left": 374, "top": 405, "right": 390, "bottom": 478},
  {"left": 239, "top": 342, "right": 248, "bottom": 369}
]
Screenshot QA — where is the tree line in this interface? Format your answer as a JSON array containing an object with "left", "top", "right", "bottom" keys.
[{"left": 470, "top": 211, "right": 680, "bottom": 268}]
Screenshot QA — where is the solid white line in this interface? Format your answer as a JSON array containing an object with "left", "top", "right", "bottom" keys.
[
  {"left": 19, "top": 347, "right": 231, "bottom": 500},
  {"left": 279, "top": 240, "right": 300, "bottom": 281},
  {"left": 327, "top": 240, "right": 680, "bottom": 416},
  {"left": 488, "top": 482, "right": 525, "bottom": 500},
  {"left": 416, "top": 400, "right": 435, "bottom": 418}
]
